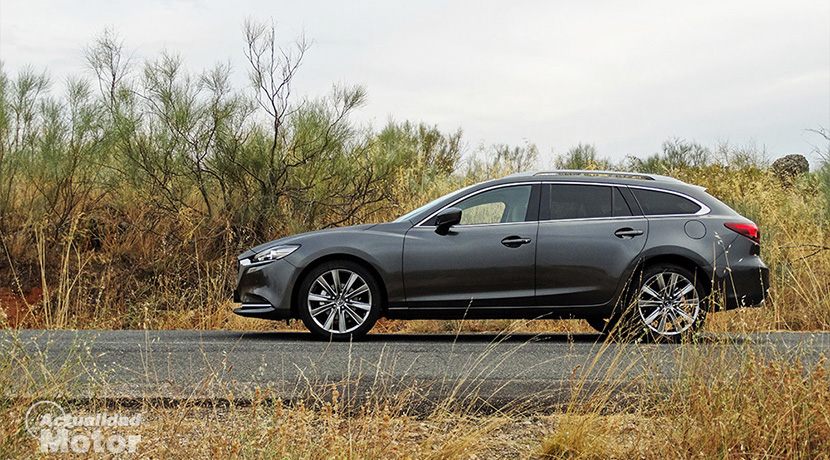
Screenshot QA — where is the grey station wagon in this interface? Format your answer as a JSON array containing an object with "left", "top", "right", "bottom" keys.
[{"left": 233, "top": 171, "right": 769, "bottom": 340}]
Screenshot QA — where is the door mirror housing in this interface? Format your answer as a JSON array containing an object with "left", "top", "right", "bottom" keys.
[{"left": 434, "top": 207, "right": 462, "bottom": 234}]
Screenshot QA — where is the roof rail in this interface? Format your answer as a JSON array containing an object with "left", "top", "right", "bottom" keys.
[{"left": 531, "top": 170, "right": 682, "bottom": 182}]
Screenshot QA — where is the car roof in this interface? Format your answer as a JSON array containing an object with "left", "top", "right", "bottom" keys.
[
  {"left": 497, "top": 169, "right": 705, "bottom": 192},
  {"left": 506, "top": 169, "right": 684, "bottom": 183}
]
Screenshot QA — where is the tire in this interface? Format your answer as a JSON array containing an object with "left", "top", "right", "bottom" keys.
[
  {"left": 297, "top": 260, "right": 381, "bottom": 341},
  {"left": 619, "top": 263, "right": 707, "bottom": 341},
  {"left": 586, "top": 316, "right": 615, "bottom": 335}
]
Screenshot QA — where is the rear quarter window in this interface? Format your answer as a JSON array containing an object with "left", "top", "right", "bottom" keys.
[{"left": 631, "top": 188, "right": 701, "bottom": 215}]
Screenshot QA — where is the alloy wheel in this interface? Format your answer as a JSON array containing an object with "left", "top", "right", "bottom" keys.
[
  {"left": 636, "top": 270, "right": 701, "bottom": 336},
  {"left": 306, "top": 268, "right": 373, "bottom": 334}
]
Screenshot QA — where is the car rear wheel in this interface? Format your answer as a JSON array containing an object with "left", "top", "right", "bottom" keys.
[
  {"left": 586, "top": 316, "right": 614, "bottom": 334},
  {"left": 627, "top": 263, "right": 706, "bottom": 340},
  {"left": 298, "top": 260, "right": 381, "bottom": 341}
]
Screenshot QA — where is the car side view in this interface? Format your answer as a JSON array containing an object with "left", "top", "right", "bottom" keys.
[{"left": 232, "top": 170, "right": 770, "bottom": 340}]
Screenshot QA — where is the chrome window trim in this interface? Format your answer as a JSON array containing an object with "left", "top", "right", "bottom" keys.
[
  {"left": 414, "top": 220, "right": 538, "bottom": 229},
  {"left": 415, "top": 182, "right": 540, "bottom": 228},
  {"left": 539, "top": 215, "right": 645, "bottom": 224},
  {"left": 414, "top": 180, "right": 710, "bottom": 227}
]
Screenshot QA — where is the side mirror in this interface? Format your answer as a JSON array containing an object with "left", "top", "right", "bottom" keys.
[{"left": 434, "top": 207, "right": 462, "bottom": 234}]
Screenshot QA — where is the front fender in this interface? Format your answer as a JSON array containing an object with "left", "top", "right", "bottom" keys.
[{"left": 284, "top": 222, "right": 409, "bottom": 305}]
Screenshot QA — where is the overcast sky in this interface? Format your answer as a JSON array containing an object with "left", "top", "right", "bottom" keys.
[{"left": 1, "top": 0, "right": 828, "bottom": 164}]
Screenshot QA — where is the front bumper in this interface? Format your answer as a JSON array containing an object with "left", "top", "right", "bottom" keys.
[
  {"left": 232, "top": 258, "right": 299, "bottom": 320},
  {"left": 233, "top": 303, "right": 284, "bottom": 320}
]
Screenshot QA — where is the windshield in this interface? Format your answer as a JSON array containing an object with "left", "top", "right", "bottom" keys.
[{"left": 392, "top": 183, "right": 477, "bottom": 223}]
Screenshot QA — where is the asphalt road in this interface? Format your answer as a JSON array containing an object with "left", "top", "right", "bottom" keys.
[{"left": 3, "top": 330, "right": 828, "bottom": 410}]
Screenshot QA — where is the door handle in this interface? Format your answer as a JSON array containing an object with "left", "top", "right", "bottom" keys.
[
  {"left": 614, "top": 228, "right": 644, "bottom": 239},
  {"left": 501, "top": 236, "right": 532, "bottom": 248}
]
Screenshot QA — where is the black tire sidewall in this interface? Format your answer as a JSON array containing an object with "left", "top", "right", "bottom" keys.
[{"left": 586, "top": 316, "right": 615, "bottom": 334}]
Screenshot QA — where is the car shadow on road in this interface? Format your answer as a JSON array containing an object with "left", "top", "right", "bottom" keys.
[
  {"left": 226, "top": 331, "right": 608, "bottom": 344},
  {"left": 213, "top": 330, "right": 753, "bottom": 346}
]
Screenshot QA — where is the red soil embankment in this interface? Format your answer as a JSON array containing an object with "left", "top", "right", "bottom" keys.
[{"left": 0, "top": 287, "right": 42, "bottom": 327}]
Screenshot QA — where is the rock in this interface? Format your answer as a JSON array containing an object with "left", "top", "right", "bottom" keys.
[{"left": 770, "top": 154, "right": 809, "bottom": 183}]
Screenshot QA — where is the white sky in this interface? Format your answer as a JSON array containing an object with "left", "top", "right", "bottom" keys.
[{"left": 1, "top": 0, "right": 829, "bottom": 164}]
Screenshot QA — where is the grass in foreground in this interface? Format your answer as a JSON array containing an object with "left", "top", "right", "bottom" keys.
[
  {"left": 1, "top": 330, "right": 828, "bottom": 459},
  {"left": 542, "top": 346, "right": 830, "bottom": 459}
]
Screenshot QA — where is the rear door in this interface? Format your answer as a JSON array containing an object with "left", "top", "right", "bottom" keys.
[{"left": 535, "top": 183, "right": 647, "bottom": 306}]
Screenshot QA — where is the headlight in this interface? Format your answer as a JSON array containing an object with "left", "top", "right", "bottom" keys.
[{"left": 253, "top": 244, "right": 300, "bottom": 262}]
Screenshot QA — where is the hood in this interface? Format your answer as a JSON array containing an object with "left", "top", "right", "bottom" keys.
[{"left": 237, "top": 223, "right": 379, "bottom": 260}]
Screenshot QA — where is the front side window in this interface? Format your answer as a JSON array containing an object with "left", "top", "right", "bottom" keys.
[{"left": 454, "top": 185, "right": 532, "bottom": 225}]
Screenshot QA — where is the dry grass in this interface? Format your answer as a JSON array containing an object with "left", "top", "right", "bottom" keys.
[
  {"left": 679, "top": 166, "right": 830, "bottom": 331},
  {"left": 540, "top": 337, "right": 830, "bottom": 460},
  {"left": 1, "top": 163, "right": 828, "bottom": 335},
  {"left": 8, "top": 400, "right": 557, "bottom": 459},
  {"left": 0, "top": 332, "right": 97, "bottom": 458},
  {"left": 2, "top": 331, "right": 827, "bottom": 459}
]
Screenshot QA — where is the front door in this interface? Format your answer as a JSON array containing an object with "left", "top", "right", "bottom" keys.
[{"left": 403, "top": 184, "right": 539, "bottom": 309}]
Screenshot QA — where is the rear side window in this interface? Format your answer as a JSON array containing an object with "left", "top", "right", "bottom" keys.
[
  {"left": 631, "top": 188, "right": 701, "bottom": 215},
  {"left": 550, "top": 185, "right": 610, "bottom": 220},
  {"left": 548, "top": 185, "right": 623, "bottom": 220}
]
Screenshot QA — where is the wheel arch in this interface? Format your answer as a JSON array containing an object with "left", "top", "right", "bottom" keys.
[
  {"left": 290, "top": 254, "right": 389, "bottom": 318},
  {"left": 639, "top": 254, "right": 713, "bottom": 298}
]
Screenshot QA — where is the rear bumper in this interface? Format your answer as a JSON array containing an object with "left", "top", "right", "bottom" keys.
[{"left": 714, "top": 256, "right": 770, "bottom": 310}]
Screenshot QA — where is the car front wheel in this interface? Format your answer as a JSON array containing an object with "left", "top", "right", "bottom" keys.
[{"left": 298, "top": 260, "right": 381, "bottom": 340}]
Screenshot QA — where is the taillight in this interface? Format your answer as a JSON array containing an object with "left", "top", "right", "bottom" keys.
[{"left": 724, "top": 222, "right": 760, "bottom": 244}]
